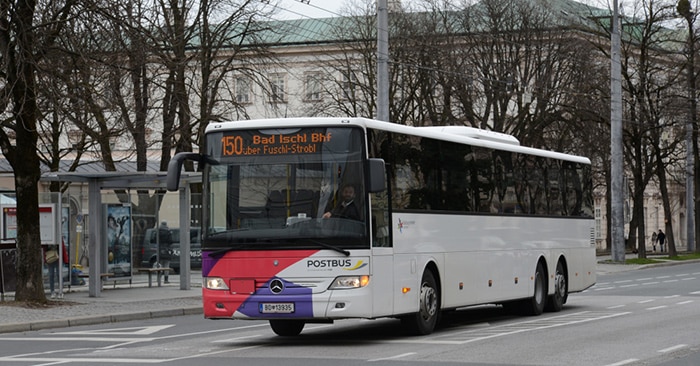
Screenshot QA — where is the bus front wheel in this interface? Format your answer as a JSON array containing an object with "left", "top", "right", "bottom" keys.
[
  {"left": 523, "top": 262, "right": 547, "bottom": 316},
  {"left": 269, "top": 319, "right": 305, "bottom": 336},
  {"left": 402, "top": 270, "right": 440, "bottom": 335}
]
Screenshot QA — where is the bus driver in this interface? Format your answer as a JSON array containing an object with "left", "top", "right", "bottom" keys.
[{"left": 323, "top": 184, "right": 360, "bottom": 220}]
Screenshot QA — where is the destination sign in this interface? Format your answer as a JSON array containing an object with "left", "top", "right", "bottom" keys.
[{"left": 220, "top": 130, "right": 333, "bottom": 157}]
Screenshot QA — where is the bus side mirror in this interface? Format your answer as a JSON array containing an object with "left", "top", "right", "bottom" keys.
[
  {"left": 167, "top": 152, "right": 204, "bottom": 191},
  {"left": 368, "top": 158, "right": 386, "bottom": 193}
]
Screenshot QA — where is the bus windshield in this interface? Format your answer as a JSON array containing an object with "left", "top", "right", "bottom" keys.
[{"left": 204, "top": 126, "right": 369, "bottom": 251}]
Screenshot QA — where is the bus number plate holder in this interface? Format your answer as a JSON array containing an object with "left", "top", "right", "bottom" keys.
[{"left": 260, "top": 303, "right": 295, "bottom": 314}]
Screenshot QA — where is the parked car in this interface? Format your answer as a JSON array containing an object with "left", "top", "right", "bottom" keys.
[{"left": 140, "top": 227, "right": 202, "bottom": 273}]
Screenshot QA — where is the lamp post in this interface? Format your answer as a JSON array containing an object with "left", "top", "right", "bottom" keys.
[{"left": 611, "top": 0, "right": 625, "bottom": 262}]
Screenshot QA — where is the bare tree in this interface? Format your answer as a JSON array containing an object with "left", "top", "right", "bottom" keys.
[{"left": 0, "top": 0, "right": 78, "bottom": 302}]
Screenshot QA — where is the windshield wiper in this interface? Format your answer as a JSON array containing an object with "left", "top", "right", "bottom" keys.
[{"left": 308, "top": 239, "right": 350, "bottom": 256}]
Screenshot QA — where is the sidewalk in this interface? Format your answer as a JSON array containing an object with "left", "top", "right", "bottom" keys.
[
  {"left": 0, "top": 256, "right": 694, "bottom": 334},
  {"left": 0, "top": 271, "right": 203, "bottom": 334}
]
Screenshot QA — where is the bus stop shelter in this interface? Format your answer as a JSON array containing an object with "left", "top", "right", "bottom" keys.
[{"left": 41, "top": 172, "right": 199, "bottom": 297}]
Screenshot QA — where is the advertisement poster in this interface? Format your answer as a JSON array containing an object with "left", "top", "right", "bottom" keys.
[{"left": 106, "top": 204, "right": 131, "bottom": 277}]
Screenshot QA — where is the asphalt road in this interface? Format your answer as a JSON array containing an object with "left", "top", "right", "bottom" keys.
[{"left": 0, "top": 262, "right": 699, "bottom": 366}]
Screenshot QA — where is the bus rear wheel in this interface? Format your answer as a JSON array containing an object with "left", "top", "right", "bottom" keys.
[
  {"left": 402, "top": 270, "right": 439, "bottom": 335},
  {"left": 545, "top": 261, "right": 567, "bottom": 312},
  {"left": 269, "top": 319, "right": 305, "bottom": 336}
]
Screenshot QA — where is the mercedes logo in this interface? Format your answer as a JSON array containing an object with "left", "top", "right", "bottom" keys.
[{"left": 269, "top": 279, "right": 285, "bottom": 294}]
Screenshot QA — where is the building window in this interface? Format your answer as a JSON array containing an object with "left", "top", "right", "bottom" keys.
[
  {"left": 341, "top": 71, "right": 357, "bottom": 100},
  {"left": 304, "top": 73, "right": 322, "bottom": 101},
  {"left": 235, "top": 77, "right": 251, "bottom": 104},
  {"left": 595, "top": 207, "right": 602, "bottom": 239},
  {"left": 269, "top": 73, "right": 286, "bottom": 103}
]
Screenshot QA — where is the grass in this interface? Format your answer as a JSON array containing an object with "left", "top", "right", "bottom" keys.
[
  {"left": 665, "top": 252, "right": 700, "bottom": 261},
  {"left": 600, "top": 252, "right": 700, "bottom": 265}
]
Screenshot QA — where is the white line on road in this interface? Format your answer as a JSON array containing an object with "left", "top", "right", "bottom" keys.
[
  {"left": 690, "top": 291, "right": 700, "bottom": 295},
  {"left": 658, "top": 344, "right": 687, "bottom": 353},
  {"left": 606, "top": 305, "right": 626, "bottom": 309},
  {"left": 676, "top": 300, "right": 693, "bottom": 305},
  {"left": 663, "top": 295, "right": 680, "bottom": 299},
  {"left": 619, "top": 284, "right": 638, "bottom": 288},
  {"left": 593, "top": 287, "right": 615, "bottom": 291},
  {"left": 603, "top": 359, "right": 639, "bottom": 366},
  {"left": 638, "top": 299, "right": 654, "bottom": 304},
  {"left": 646, "top": 306, "right": 667, "bottom": 311},
  {"left": 641, "top": 282, "right": 659, "bottom": 285},
  {"left": 368, "top": 353, "right": 417, "bottom": 362}
]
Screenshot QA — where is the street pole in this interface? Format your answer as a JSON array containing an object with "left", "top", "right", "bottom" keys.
[
  {"left": 611, "top": 0, "right": 625, "bottom": 262},
  {"left": 685, "top": 12, "right": 696, "bottom": 253},
  {"left": 377, "top": 0, "right": 389, "bottom": 122}
]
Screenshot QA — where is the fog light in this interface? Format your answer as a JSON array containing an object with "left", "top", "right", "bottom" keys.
[
  {"left": 335, "top": 303, "right": 346, "bottom": 309},
  {"left": 216, "top": 303, "right": 225, "bottom": 309}
]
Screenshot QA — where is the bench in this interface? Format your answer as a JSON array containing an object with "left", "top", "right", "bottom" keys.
[
  {"left": 77, "top": 272, "right": 116, "bottom": 289},
  {"left": 137, "top": 267, "right": 173, "bottom": 287}
]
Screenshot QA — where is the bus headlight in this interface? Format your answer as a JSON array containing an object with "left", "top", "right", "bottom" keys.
[
  {"left": 329, "top": 275, "right": 370, "bottom": 289},
  {"left": 204, "top": 277, "right": 229, "bottom": 290}
]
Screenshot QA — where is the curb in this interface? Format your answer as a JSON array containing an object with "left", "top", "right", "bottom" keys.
[{"left": 0, "top": 306, "right": 203, "bottom": 334}]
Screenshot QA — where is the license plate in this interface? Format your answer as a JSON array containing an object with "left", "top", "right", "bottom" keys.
[{"left": 260, "top": 303, "right": 295, "bottom": 314}]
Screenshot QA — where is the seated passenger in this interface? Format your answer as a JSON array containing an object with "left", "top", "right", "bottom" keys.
[{"left": 322, "top": 184, "right": 360, "bottom": 221}]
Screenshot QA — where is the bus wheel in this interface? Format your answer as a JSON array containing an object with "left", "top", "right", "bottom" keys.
[
  {"left": 269, "top": 319, "right": 305, "bottom": 336},
  {"left": 545, "top": 261, "right": 567, "bottom": 312},
  {"left": 523, "top": 262, "right": 546, "bottom": 316},
  {"left": 402, "top": 270, "right": 439, "bottom": 335}
]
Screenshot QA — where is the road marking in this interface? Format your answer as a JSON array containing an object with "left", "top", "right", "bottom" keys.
[
  {"left": 641, "top": 282, "right": 659, "bottom": 285},
  {"left": 663, "top": 295, "right": 680, "bottom": 299},
  {"left": 614, "top": 280, "right": 633, "bottom": 284},
  {"left": 55, "top": 325, "right": 174, "bottom": 336},
  {"left": 658, "top": 344, "right": 687, "bottom": 353},
  {"left": 368, "top": 353, "right": 416, "bottom": 362},
  {"left": 662, "top": 279, "right": 679, "bottom": 283},
  {"left": 604, "top": 359, "right": 639, "bottom": 366},
  {"left": 607, "top": 305, "right": 626, "bottom": 309},
  {"left": 690, "top": 291, "right": 700, "bottom": 295},
  {"left": 593, "top": 286, "right": 615, "bottom": 291},
  {"left": 646, "top": 306, "right": 667, "bottom": 311},
  {"left": 638, "top": 299, "right": 654, "bottom": 304},
  {"left": 676, "top": 300, "right": 693, "bottom": 305},
  {"left": 213, "top": 335, "right": 262, "bottom": 343},
  {"left": 619, "top": 284, "right": 638, "bottom": 288},
  {"left": 681, "top": 277, "right": 695, "bottom": 281},
  {"left": 637, "top": 278, "right": 652, "bottom": 281},
  {"left": 388, "top": 311, "right": 630, "bottom": 345}
]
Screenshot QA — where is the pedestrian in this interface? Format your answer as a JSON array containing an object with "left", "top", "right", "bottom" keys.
[
  {"left": 651, "top": 231, "right": 657, "bottom": 252},
  {"left": 657, "top": 229, "right": 666, "bottom": 252},
  {"left": 158, "top": 221, "right": 173, "bottom": 283},
  {"left": 44, "top": 240, "right": 69, "bottom": 299}
]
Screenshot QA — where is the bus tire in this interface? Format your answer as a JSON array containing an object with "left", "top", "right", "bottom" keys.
[
  {"left": 545, "top": 260, "right": 567, "bottom": 312},
  {"left": 269, "top": 319, "right": 305, "bottom": 336},
  {"left": 523, "top": 261, "right": 546, "bottom": 316},
  {"left": 402, "top": 270, "right": 440, "bottom": 335}
]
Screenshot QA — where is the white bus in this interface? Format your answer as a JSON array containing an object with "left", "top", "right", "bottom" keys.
[{"left": 167, "top": 117, "right": 596, "bottom": 336}]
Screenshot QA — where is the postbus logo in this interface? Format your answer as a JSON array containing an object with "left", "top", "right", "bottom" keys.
[{"left": 306, "top": 259, "right": 367, "bottom": 270}]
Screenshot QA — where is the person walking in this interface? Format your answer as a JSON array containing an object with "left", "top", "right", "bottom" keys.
[
  {"left": 651, "top": 231, "right": 657, "bottom": 252},
  {"left": 657, "top": 229, "right": 666, "bottom": 253},
  {"left": 158, "top": 221, "right": 173, "bottom": 283},
  {"left": 44, "top": 241, "right": 69, "bottom": 299}
]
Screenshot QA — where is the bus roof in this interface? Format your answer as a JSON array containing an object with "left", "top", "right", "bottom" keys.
[{"left": 206, "top": 117, "right": 591, "bottom": 165}]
